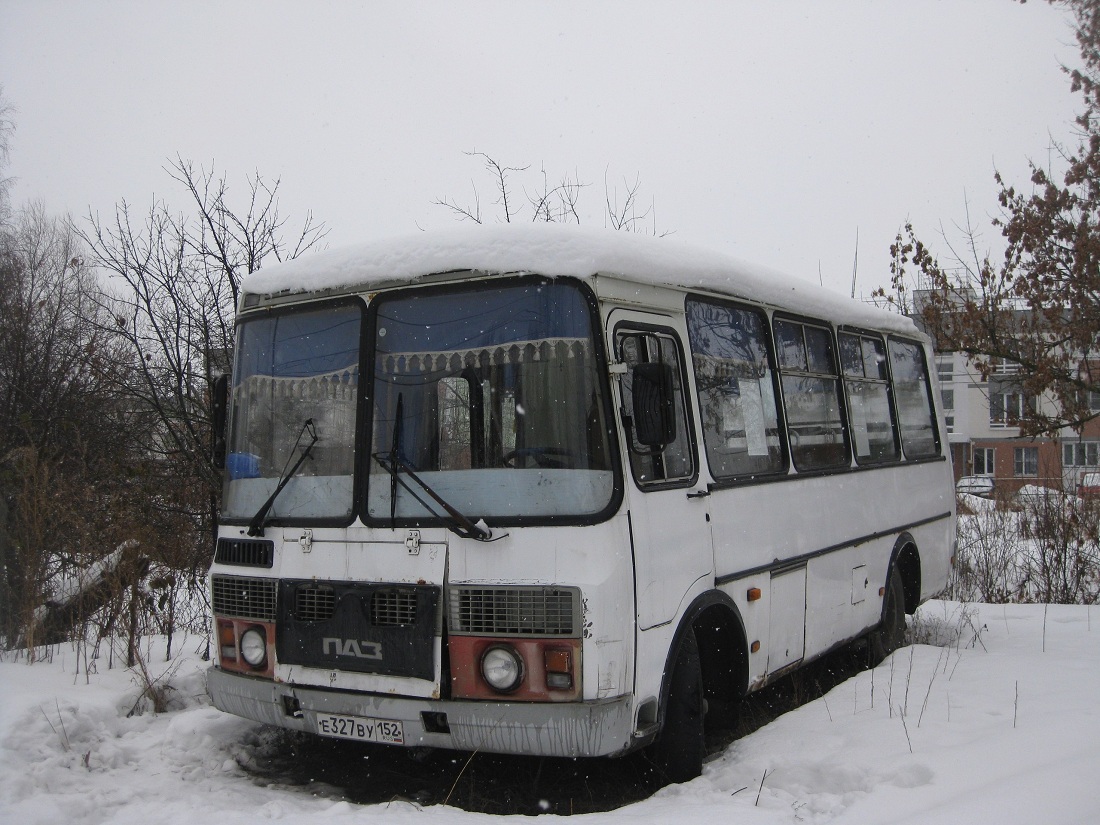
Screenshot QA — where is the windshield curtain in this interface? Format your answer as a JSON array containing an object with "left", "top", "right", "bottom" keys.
[
  {"left": 222, "top": 301, "right": 362, "bottom": 522},
  {"left": 367, "top": 278, "right": 616, "bottom": 523}
]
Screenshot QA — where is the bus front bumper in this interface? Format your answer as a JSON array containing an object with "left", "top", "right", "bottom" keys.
[{"left": 206, "top": 667, "right": 637, "bottom": 758}]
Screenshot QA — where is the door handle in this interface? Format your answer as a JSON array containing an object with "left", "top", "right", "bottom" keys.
[{"left": 687, "top": 489, "right": 711, "bottom": 499}]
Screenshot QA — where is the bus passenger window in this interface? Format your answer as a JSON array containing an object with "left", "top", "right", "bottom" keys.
[
  {"left": 839, "top": 332, "right": 899, "bottom": 464},
  {"left": 888, "top": 338, "right": 940, "bottom": 459},
  {"left": 774, "top": 318, "right": 849, "bottom": 471},
  {"left": 686, "top": 298, "right": 784, "bottom": 479},
  {"left": 617, "top": 330, "right": 694, "bottom": 487}
]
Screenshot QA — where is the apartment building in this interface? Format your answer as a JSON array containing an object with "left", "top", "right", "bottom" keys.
[{"left": 935, "top": 350, "right": 1100, "bottom": 496}]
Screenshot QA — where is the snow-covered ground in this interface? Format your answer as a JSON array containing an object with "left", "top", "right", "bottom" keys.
[{"left": 1, "top": 600, "right": 1096, "bottom": 824}]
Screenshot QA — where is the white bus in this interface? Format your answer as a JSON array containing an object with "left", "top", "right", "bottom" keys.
[{"left": 207, "top": 225, "right": 955, "bottom": 783}]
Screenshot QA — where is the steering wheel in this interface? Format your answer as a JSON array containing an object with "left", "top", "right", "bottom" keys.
[{"left": 502, "top": 447, "right": 581, "bottom": 469}]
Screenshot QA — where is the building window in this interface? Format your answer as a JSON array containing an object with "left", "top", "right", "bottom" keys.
[
  {"left": 937, "top": 356, "right": 953, "bottom": 384},
  {"left": 940, "top": 387, "right": 955, "bottom": 434},
  {"left": 1064, "top": 441, "right": 1100, "bottom": 467},
  {"left": 991, "top": 357, "right": 1021, "bottom": 376},
  {"left": 1071, "top": 387, "right": 1100, "bottom": 412},
  {"left": 1014, "top": 446, "right": 1038, "bottom": 477},
  {"left": 989, "top": 384, "right": 1035, "bottom": 427},
  {"left": 974, "top": 447, "right": 995, "bottom": 476}
]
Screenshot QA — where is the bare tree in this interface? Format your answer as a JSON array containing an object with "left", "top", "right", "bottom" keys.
[
  {"left": 0, "top": 85, "right": 14, "bottom": 226},
  {"left": 0, "top": 204, "right": 111, "bottom": 458},
  {"left": 881, "top": 2, "right": 1100, "bottom": 435},
  {"left": 0, "top": 203, "right": 150, "bottom": 651},
  {"left": 79, "top": 159, "right": 328, "bottom": 597},
  {"left": 435, "top": 152, "right": 530, "bottom": 223},
  {"left": 434, "top": 151, "right": 667, "bottom": 234}
]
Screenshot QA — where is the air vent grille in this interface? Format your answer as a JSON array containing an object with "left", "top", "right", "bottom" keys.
[
  {"left": 448, "top": 586, "right": 579, "bottom": 637},
  {"left": 215, "top": 538, "right": 274, "bottom": 568},
  {"left": 372, "top": 589, "right": 419, "bottom": 626},
  {"left": 294, "top": 584, "right": 336, "bottom": 622},
  {"left": 211, "top": 575, "right": 277, "bottom": 621}
]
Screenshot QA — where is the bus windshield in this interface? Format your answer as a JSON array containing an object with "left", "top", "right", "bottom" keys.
[
  {"left": 222, "top": 302, "right": 363, "bottom": 522},
  {"left": 367, "top": 279, "right": 616, "bottom": 523}
]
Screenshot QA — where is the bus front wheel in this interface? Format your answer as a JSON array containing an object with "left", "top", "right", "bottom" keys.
[{"left": 646, "top": 626, "right": 705, "bottom": 784}]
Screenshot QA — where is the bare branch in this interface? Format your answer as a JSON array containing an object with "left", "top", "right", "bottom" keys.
[{"left": 433, "top": 152, "right": 667, "bottom": 235}]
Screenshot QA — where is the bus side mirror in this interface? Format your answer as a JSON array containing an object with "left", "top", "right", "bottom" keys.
[
  {"left": 212, "top": 373, "right": 229, "bottom": 470},
  {"left": 631, "top": 362, "right": 676, "bottom": 448}
]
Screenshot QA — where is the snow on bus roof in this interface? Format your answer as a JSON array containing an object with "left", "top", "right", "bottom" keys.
[{"left": 243, "top": 223, "right": 919, "bottom": 336}]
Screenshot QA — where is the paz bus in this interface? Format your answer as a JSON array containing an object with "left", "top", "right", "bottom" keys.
[{"left": 206, "top": 225, "right": 955, "bottom": 782}]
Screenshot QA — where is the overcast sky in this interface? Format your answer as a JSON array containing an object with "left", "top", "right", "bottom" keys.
[{"left": 0, "top": 1, "right": 1083, "bottom": 297}]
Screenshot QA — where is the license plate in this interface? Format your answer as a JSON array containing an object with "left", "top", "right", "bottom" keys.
[{"left": 314, "top": 712, "right": 405, "bottom": 745}]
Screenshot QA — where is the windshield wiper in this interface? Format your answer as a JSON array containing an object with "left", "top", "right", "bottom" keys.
[
  {"left": 372, "top": 451, "right": 497, "bottom": 541},
  {"left": 247, "top": 418, "right": 319, "bottom": 537},
  {"left": 373, "top": 395, "right": 498, "bottom": 542}
]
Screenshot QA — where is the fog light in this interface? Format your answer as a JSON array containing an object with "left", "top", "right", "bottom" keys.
[
  {"left": 481, "top": 645, "right": 523, "bottom": 692},
  {"left": 240, "top": 627, "right": 267, "bottom": 667},
  {"left": 546, "top": 671, "right": 572, "bottom": 689}
]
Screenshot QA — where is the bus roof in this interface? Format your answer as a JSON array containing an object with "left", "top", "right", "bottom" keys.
[{"left": 242, "top": 223, "right": 920, "bottom": 337}]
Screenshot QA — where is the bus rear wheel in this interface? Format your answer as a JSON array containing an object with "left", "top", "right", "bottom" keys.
[
  {"left": 869, "top": 571, "right": 906, "bottom": 664},
  {"left": 646, "top": 626, "right": 705, "bottom": 784}
]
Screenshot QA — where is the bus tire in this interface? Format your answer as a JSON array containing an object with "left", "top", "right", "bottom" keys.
[
  {"left": 647, "top": 626, "right": 704, "bottom": 784},
  {"left": 869, "top": 570, "right": 906, "bottom": 664}
]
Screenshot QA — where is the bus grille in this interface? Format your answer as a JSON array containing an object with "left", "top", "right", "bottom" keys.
[
  {"left": 372, "top": 588, "right": 419, "bottom": 626},
  {"left": 276, "top": 581, "right": 440, "bottom": 680},
  {"left": 294, "top": 583, "right": 335, "bottom": 622},
  {"left": 448, "top": 586, "right": 579, "bottom": 637},
  {"left": 214, "top": 538, "right": 274, "bottom": 568},
  {"left": 211, "top": 575, "right": 277, "bottom": 621}
]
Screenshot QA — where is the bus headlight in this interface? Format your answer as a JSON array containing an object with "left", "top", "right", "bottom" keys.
[
  {"left": 480, "top": 645, "right": 523, "bottom": 692},
  {"left": 239, "top": 627, "right": 267, "bottom": 668}
]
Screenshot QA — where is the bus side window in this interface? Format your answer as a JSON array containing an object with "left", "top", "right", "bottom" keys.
[
  {"left": 888, "top": 338, "right": 940, "bottom": 459},
  {"left": 774, "top": 318, "right": 850, "bottom": 471},
  {"left": 617, "top": 330, "right": 695, "bottom": 487},
  {"left": 685, "top": 298, "right": 785, "bottom": 480},
  {"left": 839, "top": 331, "right": 900, "bottom": 464}
]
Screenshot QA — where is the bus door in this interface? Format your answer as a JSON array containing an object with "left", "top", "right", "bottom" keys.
[{"left": 608, "top": 311, "right": 712, "bottom": 631}]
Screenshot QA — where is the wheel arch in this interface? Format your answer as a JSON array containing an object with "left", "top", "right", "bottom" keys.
[
  {"left": 659, "top": 590, "right": 750, "bottom": 722},
  {"left": 888, "top": 532, "right": 922, "bottom": 616}
]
